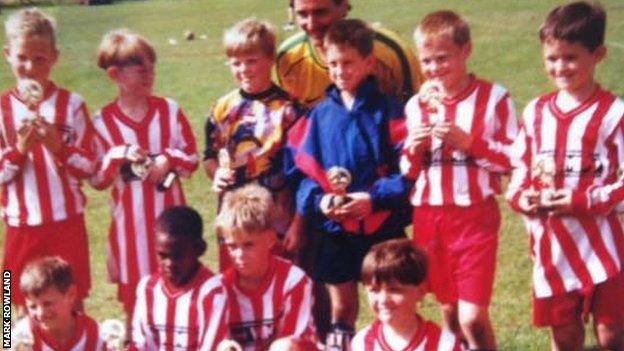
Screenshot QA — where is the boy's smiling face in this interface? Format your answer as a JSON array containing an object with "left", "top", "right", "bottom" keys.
[
  {"left": 4, "top": 35, "right": 58, "bottom": 88},
  {"left": 228, "top": 52, "right": 273, "bottom": 95},
  {"left": 416, "top": 36, "right": 471, "bottom": 95},
  {"left": 365, "top": 280, "right": 424, "bottom": 326},
  {"left": 325, "top": 43, "right": 373, "bottom": 96},
  {"left": 541, "top": 38, "right": 605, "bottom": 95},
  {"left": 25, "top": 286, "right": 75, "bottom": 333}
]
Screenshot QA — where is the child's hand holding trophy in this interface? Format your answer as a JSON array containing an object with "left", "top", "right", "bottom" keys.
[
  {"left": 406, "top": 80, "right": 443, "bottom": 155},
  {"left": 15, "top": 79, "right": 44, "bottom": 154},
  {"left": 533, "top": 156, "right": 558, "bottom": 207},
  {"left": 320, "top": 166, "right": 353, "bottom": 221},
  {"left": 212, "top": 148, "right": 236, "bottom": 193}
]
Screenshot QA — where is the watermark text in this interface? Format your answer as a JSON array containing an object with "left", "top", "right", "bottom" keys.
[{"left": 3, "top": 270, "right": 11, "bottom": 349}]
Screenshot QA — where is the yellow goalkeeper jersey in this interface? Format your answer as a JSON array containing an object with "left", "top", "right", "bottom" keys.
[{"left": 275, "top": 25, "right": 423, "bottom": 108}]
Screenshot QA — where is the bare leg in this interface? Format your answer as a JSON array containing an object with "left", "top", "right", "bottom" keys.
[
  {"left": 594, "top": 322, "right": 623, "bottom": 351},
  {"left": 326, "top": 280, "right": 359, "bottom": 327},
  {"left": 457, "top": 300, "right": 496, "bottom": 350}
]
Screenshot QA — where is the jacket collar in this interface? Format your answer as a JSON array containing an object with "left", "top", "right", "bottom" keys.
[{"left": 326, "top": 76, "right": 379, "bottom": 110}]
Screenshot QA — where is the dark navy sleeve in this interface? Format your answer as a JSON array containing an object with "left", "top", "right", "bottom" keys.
[{"left": 369, "top": 98, "right": 412, "bottom": 210}]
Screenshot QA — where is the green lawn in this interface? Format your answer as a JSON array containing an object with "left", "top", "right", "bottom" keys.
[{"left": 1, "top": 0, "right": 623, "bottom": 349}]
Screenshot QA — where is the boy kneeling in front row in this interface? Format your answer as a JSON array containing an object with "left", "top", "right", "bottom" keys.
[{"left": 353, "top": 238, "right": 464, "bottom": 351}]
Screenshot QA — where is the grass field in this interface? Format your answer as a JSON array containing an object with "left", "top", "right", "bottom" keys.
[{"left": 0, "top": 0, "right": 623, "bottom": 349}]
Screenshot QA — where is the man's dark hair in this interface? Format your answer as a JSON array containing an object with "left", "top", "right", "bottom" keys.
[
  {"left": 289, "top": 0, "right": 345, "bottom": 8},
  {"left": 539, "top": 1, "right": 605, "bottom": 52}
]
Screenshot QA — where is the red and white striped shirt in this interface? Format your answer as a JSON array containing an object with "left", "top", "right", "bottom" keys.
[
  {"left": 351, "top": 317, "right": 464, "bottom": 351},
  {"left": 0, "top": 85, "right": 95, "bottom": 227},
  {"left": 90, "top": 96, "right": 198, "bottom": 286},
  {"left": 220, "top": 256, "right": 314, "bottom": 351},
  {"left": 507, "top": 89, "right": 624, "bottom": 298},
  {"left": 131, "top": 266, "right": 228, "bottom": 351},
  {"left": 12, "top": 314, "right": 104, "bottom": 351},
  {"left": 401, "top": 77, "right": 518, "bottom": 206}
]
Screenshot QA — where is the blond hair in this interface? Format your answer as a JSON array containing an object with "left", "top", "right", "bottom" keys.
[
  {"left": 414, "top": 10, "right": 471, "bottom": 46},
  {"left": 97, "top": 28, "right": 156, "bottom": 70},
  {"left": 215, "top": 184, "right": 274, "bottom": 235},
  {"left": 5, "top": 8, "right": 57, "bottom": 50},
  {"left": 223, "top": 18, "right": 276, "bottom": 58},
  {"left": 20, "top": 256, "right": 74, "bottom": 297}
]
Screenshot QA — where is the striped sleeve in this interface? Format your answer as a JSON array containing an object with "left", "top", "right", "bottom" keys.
[
  {"left": 199, "top": 284, "right": 229, "bottom": 351},
  {"left": 58, "top": 94, "right": 96, "bottom": 179},
  {"left": 469, "top": 90, "right": 519, "bottom": 173},
  {"left": 0, "top": 92, "right": 28, "bottom": 185},
  {"left": 400, "top": 95, "right": 424, "bottom": 180},
  {"left": 89, "top": 110, "right": 129, "bottom": 190},
  {"left": 506, "top": 125, "right": 533, "bottom": 213},
  {"left": 277, "top": 272, "right": 314, "bottom": 339},
  {"left": 572, "top": 117, "right": 624, "bottom": 215},
  {"left": 0, "top": 147, "right": 26, "bottom": 185},
  {"left": 162, "top": 100, "right": 198, "bottom": 177}
]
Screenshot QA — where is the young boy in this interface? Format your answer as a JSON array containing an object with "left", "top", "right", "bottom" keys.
[
  {"left": 131, "top": 206, "right": 228, "bottom": 350},
  {"left": 294, "top": 19, "right": 411, "bottom": 344},
  {"left": 215, "top": 184, "right": 315, "bottom": 350},
  {"left": 12, "top": 257, "right": 105, "bottom": 350},
  {"left": 401, "top": 11, "right": 519, "bottom": 350},
  {"left": 204, "top": 18, "right": 304, "bottom": 270},
  {"left": 91, "top": 29, "right": 198, "bottom": 317},
  {"left": 0, "top": 8, "right": 95, "bottom": 308},
  {"left": 352, "top": 238, "right": 464, "bottom": 350},
  {"left": 506, "top": 2, "right": 624, "bottom": 350}
]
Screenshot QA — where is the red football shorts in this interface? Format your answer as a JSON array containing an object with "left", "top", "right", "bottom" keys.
[
  {"left": 412, "top": 197, "right": 500, "bottom": 306},
  {"left": 3, "top": 215, "right": 91, "bottom": 305},
  {"left": 533, "top": 273, "right": 624, "bottom": 327}
]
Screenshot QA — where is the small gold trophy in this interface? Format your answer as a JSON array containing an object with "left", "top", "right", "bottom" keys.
[
  {"left": 101, "top": 319, "right": 126, "bottom": 351},
  {"left": 320, "top": 166, "right": 353, "bottom": 214},
  {"left": 532, "top": 156, "right": 557, "bottom": 207},
  {"left": 218, "top": 147, "right": 232, "bottom": 170},
  {"left": 418, "top": 80, "right": 444, "bottom": 126},
  {"left": 408, "top": 80, "right": 444, "bottom": 155},
  {"left": 17, "top": 79, "right": 43, "bottom": 123}
]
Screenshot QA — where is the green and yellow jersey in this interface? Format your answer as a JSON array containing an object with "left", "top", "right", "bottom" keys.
[{"left": 275, "top": 25, "right": 423, "bottom": 108}]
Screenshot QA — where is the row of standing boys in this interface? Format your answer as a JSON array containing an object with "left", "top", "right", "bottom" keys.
[{"left": 4, "top": 0, "right": 624, "bottom": 350}]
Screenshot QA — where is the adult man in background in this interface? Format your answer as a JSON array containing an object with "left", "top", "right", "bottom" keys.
[{"left": 276, "top": 0, "right": 423, "bottom": 108}]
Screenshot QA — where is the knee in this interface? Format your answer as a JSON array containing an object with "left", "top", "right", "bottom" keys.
[
  {"left": 458, "top": 307, "right": 489, "bottom": 334},
  {"left": 459, "top": 314, "right": 490, "bottom": 340},
  {"left": 595, "top": 323, "right": 623, "bottom": 351},
  {"left": 440, "top": 303, "right": 460, "bottom": 332}
]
